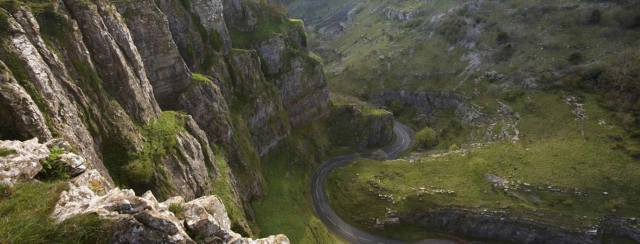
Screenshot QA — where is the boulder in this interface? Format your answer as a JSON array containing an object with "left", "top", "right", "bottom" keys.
[{"left": 0, "top": 138, "right": 48, "bottom": 186}]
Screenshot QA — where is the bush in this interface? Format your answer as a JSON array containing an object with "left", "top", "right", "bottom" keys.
[
  {"left": 437, "top": 18, "right": 466, "bottom": 44},
  {"left": 415, "top": 127, "right": 437, "bottom": 149},
  {"left": 588, "top": 9, "right": 601, "bottom": 24},
  {"left": 389, "top": 100, "right": 404, "bottom": 115},
  {"left": 568, "top": 51, "right": 584, "bottom": 65},
  {"left": 493, "top": 43, "right": 514, "bottom": 62},
  {"left": 495, "top": 31, "right": 509, "bottom": 45},
  {"left": 168, "top": 203, "right": 185, "bottom": 219},
  {"left": 37, "top": 147, "right": 70, "bottom": 181}
]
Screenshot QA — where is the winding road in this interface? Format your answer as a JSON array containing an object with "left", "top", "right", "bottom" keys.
[{"left": 311, "top": 121, "right": 458, "bottom": 244}]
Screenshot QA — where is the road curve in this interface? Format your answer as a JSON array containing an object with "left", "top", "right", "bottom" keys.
[{"left": 311, "top": 121, "right": 458, "bottom": 244}]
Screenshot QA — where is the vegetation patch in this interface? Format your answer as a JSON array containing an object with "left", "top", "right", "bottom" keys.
[
  {"left": 251, "top": 120, "right": 346, "bottom": 244},
  {"left": 101, "top": 111, "right": 186, "bottom": 192},
  {"left": 36, "top": 147, "right": 70, "bottom": 181},
  {"left": 0, "top": 147, "right": 15, "bottom": 157}
]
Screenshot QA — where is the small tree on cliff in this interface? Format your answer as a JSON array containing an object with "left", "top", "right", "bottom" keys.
[{"left": 415, "top": 127, "right": 437, "bottom": 149}]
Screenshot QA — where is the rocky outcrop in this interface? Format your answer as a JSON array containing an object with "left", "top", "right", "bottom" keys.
[
  {"left": 382, "top": 8, "right": 421, "bottom": 21},
  {"left": 372, "top": 90, "right": 465, "bottom": 116},
  {"left": 221, "top": 0, "right": 257, "bottom": 32},
  {"left": 52, "top": 169, "right": 289, "bottom": 244},
  {"left": 0, "top": 6, "right": 116, "bottom": 180},
  {"left": 0, "top": 138, "right": 47, "bottom": 186},
  {"left": 190, "top": 0, "right": 232, "bottom": 55},
  {"left": 405, "top": 208, "right": 599, "bottom": 244},
  {"left": 271, "top": 55, "right": 329, "bottom": 127},
  {"left": 0, "top": 61, "right": 52, "bottom": 141},
  {"left": 256, "top": 35, "right": 286, "bottom": 75},
  {"left": 327, "top": 104, "right": 393, "bottom": 150}
]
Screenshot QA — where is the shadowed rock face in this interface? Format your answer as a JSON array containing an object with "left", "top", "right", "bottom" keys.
[
  {"left": 115, "top": 1, "right": 192, "bottom": 111},
  {"left": 404, "top": 208, "right": 640, "bottom": 244}
]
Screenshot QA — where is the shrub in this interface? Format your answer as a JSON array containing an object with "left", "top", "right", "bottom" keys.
[
  {"left": 568, "top": 51, "right": 584, "bottom": 65},
  {"left": 495, "top": 31, "right": 509, "bottom": 45},
  {"left": 493, "top": 43, "right": 514, "bottom": 62},
  {"left": 437, "top": 18, "right": 466, "bottom": 44},
  {"left": 168, "top": 203, "right": 185, "bottom": 219},
  {"left": 389, "top": 100, "right": 403, "bottom": 115},
  {"left": 449, "top": 144, "right": 460, "bottom": 151},
  {"left": 414, "top": 127, "right": 437, "bottom": 149},
  {"left": 37, "top": 147, "right": 70, "bottom": 181},
  {"left": 588, "top": 9, "right": 601, "bottom": 24}
]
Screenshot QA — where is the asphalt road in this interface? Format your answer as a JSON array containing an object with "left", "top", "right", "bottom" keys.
[{"left": 311, "top": 121, "right": 459, "bottom": 244}]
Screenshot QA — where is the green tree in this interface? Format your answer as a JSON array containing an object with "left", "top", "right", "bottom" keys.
[{"left": 415, "top": 127, "right": 437, "bottom": 149}]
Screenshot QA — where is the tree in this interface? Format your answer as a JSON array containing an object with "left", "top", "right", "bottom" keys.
[{"left": 415, "top": 127, "right": 437, "bottom": 149}]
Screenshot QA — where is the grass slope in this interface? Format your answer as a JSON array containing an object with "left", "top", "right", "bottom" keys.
[
  {"left": 0, "top": 181, "right": 112, "bottom": 243},
  {"left": 327, "top": 91, "right": 640, "bottom": 241}
]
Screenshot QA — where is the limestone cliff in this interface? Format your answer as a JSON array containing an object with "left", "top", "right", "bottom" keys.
[
  {"left": 1, "top": 0, "right": 329, "bottom": 238},
  {"left": 327, "top": 102, "right": 393, "bottom": 150}
]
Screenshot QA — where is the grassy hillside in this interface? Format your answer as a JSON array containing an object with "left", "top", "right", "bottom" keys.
[{"left": 327, "top": 91, "right": 640, "bottom": 241}]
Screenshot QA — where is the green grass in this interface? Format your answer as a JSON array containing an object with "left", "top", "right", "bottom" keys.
[
  {"left": 326, "top": 92, "right": 640, "bottom": 240},
  {"left": 0, "top": 181, "right": 112, "bottom": 244},
  {"left": 251, "top": 121, "right": 346, "bottom": 244},
  {"left": 101, "top": 111, "right": 186, "bottom": 195},
  {"left": 210, "top": 151, "right": 253, "bottom": 236}
]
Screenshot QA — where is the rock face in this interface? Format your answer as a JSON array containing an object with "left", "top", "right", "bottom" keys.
[
  {"left": 382, "top": 8, "right": 421, "bottom": 21},
  {"left": 0, "top": 138, "right": 47, "bottom": 186},
  {"left": 52, "top": 169, "right": 290, "bottom": 244},
  {"left": 154, "top": 116, "right": 218, "bottom": 201},
  {"left": 0, "top": 61, "right": 52, "bottom": 141},
  {"left": 221, "top": 0, "right": 257, "bottom": 31},
  {"left": 115, "top": 1, "right": 192, "bottom": 110},
  {"left": 372, "top": 90, "right": 465, "bottom": 117},
  {"left": 1, "top": 0, "right": 329, "bottom": 237},
  {"left": 406, "top": 209, "right": 599, "bottom": 244},
  {"left": 64, "top": 0, "right": 162, "bottom": 123},
  {"left": 224, "top": 50, "right": 290, "bottom": 156},
  {"left": 327, "top": 104, "right": 393, "bottom": 150}
]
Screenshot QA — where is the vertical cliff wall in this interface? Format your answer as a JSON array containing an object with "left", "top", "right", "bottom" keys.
[{"left": 0, "top": 0, "right": 329, "bottom": 236}]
